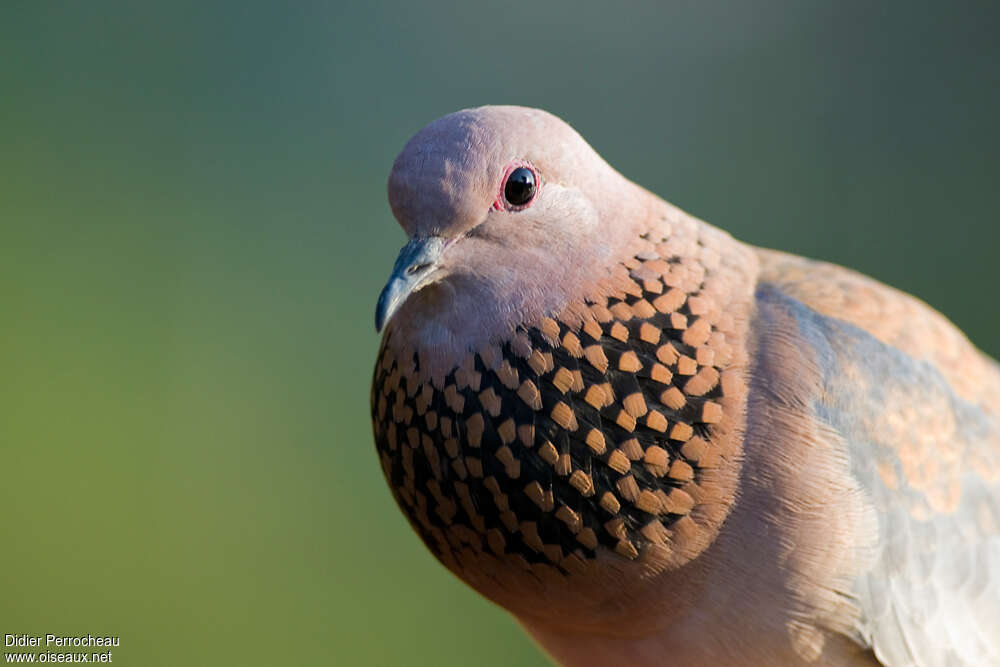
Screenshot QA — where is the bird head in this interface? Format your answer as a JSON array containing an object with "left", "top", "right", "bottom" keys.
[{"left": 376, "top": 106, "right": 649, "bottom": 377}]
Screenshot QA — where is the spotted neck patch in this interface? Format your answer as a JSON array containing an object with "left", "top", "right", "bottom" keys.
[{"left": 371, "top": 224, "right": 748, "bottom": 585}]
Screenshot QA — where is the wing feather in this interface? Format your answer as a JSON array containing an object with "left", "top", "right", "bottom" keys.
[{"left": 755, "top": 266, "right": 1000, "bottom": 667}]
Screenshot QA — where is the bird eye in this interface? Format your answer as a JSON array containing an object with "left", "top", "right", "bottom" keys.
[{"left": 503, "top": 166, "right": 537, "bottom": 208}]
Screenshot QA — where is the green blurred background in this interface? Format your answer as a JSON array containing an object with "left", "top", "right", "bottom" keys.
[{"left": 2, "top": 2, "right": 998, "bottom": 665}]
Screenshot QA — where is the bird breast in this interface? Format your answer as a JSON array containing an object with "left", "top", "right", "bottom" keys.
[{"left": 370, "top": 213, "right": 759, "bottom": 628}]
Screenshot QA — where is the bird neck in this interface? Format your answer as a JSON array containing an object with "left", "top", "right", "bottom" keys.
[{"left": 372, "top": 199, "right": 760, "bottom": 632}]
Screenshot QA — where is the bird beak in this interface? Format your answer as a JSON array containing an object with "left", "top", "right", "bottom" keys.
[{"left": 375, "top": 236, "right": 449, "bottom": 333}]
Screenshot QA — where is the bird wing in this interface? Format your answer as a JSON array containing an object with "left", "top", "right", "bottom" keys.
[{"left": 756, "top": 250, "right": 1000, "bottom": 667}]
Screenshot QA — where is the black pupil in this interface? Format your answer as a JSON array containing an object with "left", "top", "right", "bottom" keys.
[{"left": 504, "top": 167, "right": 536, "bottom": 206}]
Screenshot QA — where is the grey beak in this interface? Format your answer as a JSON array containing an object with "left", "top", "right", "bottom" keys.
[{"left": 375, "top": 236, "right": 449, "bottom": 333}]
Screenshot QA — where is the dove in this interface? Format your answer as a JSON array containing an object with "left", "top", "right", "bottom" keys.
[{"left": 370, "top": 106, "right": 1000, "bottom": 666}]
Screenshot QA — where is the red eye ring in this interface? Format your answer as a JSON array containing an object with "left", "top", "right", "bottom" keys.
[{"left": 492, "top": 161, "right": 539, "bottom": 211}]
